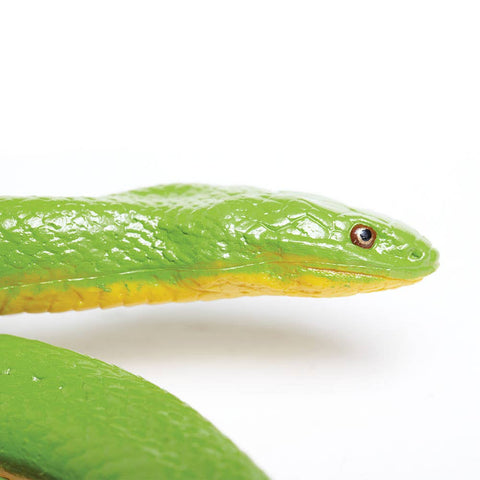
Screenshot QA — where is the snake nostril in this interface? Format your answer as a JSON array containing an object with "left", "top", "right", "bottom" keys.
[{"left": 409, "top": 249, "right": 424, "bottom": 261}]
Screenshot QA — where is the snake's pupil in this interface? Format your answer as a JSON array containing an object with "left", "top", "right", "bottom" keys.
[{"left": 359, "top": 228, "right": 372, "bottom": 242}]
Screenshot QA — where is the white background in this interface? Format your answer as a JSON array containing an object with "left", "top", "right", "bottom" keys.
[{"left": 0, "top": 2, "right": 479, "bottom": 479}]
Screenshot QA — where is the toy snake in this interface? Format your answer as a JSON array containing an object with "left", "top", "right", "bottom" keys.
[{"left": 0, "top": 184, "right": 438, "bottom": 479}]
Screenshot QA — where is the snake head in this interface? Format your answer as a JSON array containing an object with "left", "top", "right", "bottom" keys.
[{"left": 218, "top": 188, "right": 440, "bottom": 296}]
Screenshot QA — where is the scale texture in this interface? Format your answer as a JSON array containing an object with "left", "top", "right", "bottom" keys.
[{"left": 0, "top": 335, "right": 269, "bottom": 480}]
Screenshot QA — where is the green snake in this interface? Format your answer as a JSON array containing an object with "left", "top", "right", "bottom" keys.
[{"left": 0, "top": 184, "right": 439, "bottom": 479}]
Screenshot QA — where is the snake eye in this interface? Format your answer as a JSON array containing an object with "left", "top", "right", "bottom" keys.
[{"left": 350, "top": 224, "right": 376, "bottom": 249}]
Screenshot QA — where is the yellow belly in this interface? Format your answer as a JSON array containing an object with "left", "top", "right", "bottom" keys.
[{"left": 0, "top": 271, "right": 418, "bottom": 315}]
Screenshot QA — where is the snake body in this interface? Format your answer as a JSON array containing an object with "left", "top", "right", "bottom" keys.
[
  {"left": 0, "top": 184, "right": 439, "bottom": 479},
  {"left": 0, "top": 335, "right": 268, "bottom": 480},
  {"left": 0, "top": 184, "right": 437, "bottom": 315}
]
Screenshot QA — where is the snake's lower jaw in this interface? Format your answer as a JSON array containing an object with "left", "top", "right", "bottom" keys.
[
  {"left": 289, "top": 270, "right": 423, "bottom": 297},
  {"left": 0, "top": 269, "right": 425, "bottom": 315}
]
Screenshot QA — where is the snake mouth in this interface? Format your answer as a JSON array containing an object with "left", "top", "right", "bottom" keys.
[
  {"left": 292, "top": 265, "right": 423, "bottom": 295},
  {"left": 301, "top": 265, "right": 424, "bottom": 283}
]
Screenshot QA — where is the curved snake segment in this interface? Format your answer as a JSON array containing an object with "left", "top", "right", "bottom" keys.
[{"left": 0, "top": 335, "right": 269, "bottom": 480}]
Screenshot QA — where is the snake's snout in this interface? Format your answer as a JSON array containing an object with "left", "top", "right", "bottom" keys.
[{"left": 407, "top": 242, "right": 439, "bottom": 278}]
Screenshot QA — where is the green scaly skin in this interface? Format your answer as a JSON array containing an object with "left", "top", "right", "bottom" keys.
[
  {"left": 0, "top": 335, "right": 269, "bottom": 480},
  {"left": 0, "top": 184, "right": 439, "bottom": 479}
]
